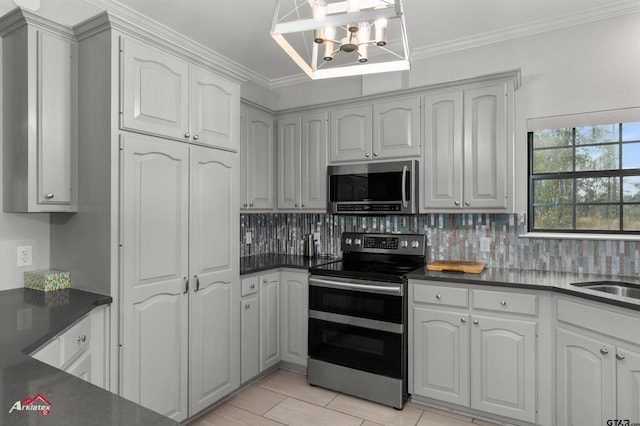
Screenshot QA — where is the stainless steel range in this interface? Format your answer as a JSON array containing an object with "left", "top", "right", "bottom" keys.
[{"left": 307, "top": 232, "right": 426, "bottom": 409}]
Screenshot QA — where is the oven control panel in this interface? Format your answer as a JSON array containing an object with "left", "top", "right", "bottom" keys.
[{"left": 342, "top": 232, "right": 425, "bottom": 255}]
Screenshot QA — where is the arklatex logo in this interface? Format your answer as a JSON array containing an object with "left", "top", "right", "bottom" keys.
[{"left": 8, "top": 393, "right": 51, "bottom": 415}]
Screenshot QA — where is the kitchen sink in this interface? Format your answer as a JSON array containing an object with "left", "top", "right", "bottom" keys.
[{"left": 571, "top": 281, "right": 640, "bottom": 300}]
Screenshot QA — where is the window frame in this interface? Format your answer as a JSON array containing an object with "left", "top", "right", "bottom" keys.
[{"left": 527, "top": 123, "right": 640, "bottom": 235}]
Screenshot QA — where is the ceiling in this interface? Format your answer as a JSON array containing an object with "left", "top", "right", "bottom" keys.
[{"left": 1, "top": 0, "right": 638, "bottom": 86}]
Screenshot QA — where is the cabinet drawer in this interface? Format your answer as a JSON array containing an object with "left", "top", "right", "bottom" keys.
[
  {"left": 413, "top": 285, "right": 468, "bottom": 308},
  {"left": 242, "top": 276, "right": 259, "bottom": 297},
  {"left": 59, "top": 315, "right": 91, "bottom": 367},
  {"left": 472, "top": 289, "right": 537, "bottom": 316}
]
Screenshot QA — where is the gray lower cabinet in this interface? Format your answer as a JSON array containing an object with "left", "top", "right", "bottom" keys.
[
  {"left": 241, "top": 269, "right": 309, "bottom": 384},
  {"left": 556, "top": 297, "right": 640, "bottom": 426},
  {"left": 410, "top": 280, "right": 539, "bottom": 424}
]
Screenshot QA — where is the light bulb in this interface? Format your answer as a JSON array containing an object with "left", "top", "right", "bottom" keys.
[
  {"left": 374, "top": 18, "right": 388, "bottom": 46},
  {"left": 357, "top": 23, "right": 370, "bottom": 62}
]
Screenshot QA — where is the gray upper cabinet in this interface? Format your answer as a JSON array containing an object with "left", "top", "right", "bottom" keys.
[
  {"left": 121, "top": 38, "right": 239, "bottom": 151},
  {"left": 277, "top": 112, "right": 328, "bottom": 211},
  {"left": 1, "top": 10, "right": 77, "bottom": 212},
  {"left": 329, "top": 98, "right": 420, "bottom": 163},
  {"left": 240, "top": 106, "right": 276, "bottom": 210},
  {"left": 421, "top": 80, "right": 514, "bottom": 213}
]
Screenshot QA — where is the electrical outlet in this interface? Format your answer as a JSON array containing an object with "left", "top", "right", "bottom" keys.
[
  {"left": 480, "top": 238, "right": 491, "bottom": 253},
  {"left": 17, "top": 245, "right": 32, "bottom": 267},
  {"left": 17, "top": 308, "right": 32, "bottom": 331}
]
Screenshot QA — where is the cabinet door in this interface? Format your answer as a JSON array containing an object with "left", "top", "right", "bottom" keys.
[
  {"left": 463, "top": 83, "right": 510, "bottom": 210},
  {"left": 64, "top": 349, "right": 91, "bottom": 382},
  {"left": 329, "top": 105, "right": 372, "bottom": 162},
  {"left": 38, "top": 30, "right": 76, "bottom": 208},
  {"left": 277, "top": 116, "right": 301, "bottom": 209},
  {"left": 556, "top": 328, "right": 616, "bottom": 426},
  {"left": 616, "top": 346, "right": 640, "bottom": 423},
  {"left": 413, "top": 307, "right": 470, "bottom": 406},
  {"left": 301, "top": 112, "right": 328, "bottom": 210},
  {"left": 240, "top": 107, "right": 248, "bottom": 209},
  {"left": 121, "top": 37, "right": 189, "bottom": 141},
  {"left": 191, "top": 67, "right": 239, "bottom": 151},
  {"left": 421, "top": 91, "right": 463, "bottom": 211},
  {"left": 280, "top": 271, "right": 308, "bottom": 366},
  {"left": 470, "top": 315, "right": 537, "bottom": 423},
  {"left": 260, "top": 272, "right": 280, "bottom": 371},
  {"left": 189, "top": 146, "right": 239, "bottom": 414},
  {"left": 241, "top": 296, "right": 260, "bottom": 383},
  {"left": 373, "top": 97, "right": 420, "bottom": 159},
  {"left": 121, "top": 134, "right": 189, "bottom": 422},
  {"left": 246, "top": 109, "right": 275, "bottom": 209}
]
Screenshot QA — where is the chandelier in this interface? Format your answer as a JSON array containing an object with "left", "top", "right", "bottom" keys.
[{"left": 270, "top": 0, "right": 410, "bottom": 79}]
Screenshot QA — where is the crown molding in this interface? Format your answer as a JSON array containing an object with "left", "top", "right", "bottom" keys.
[{"left": 412, "top": 0, "right": 640, "bottom": 60}]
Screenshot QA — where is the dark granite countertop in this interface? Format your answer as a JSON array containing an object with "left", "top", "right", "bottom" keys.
[
  {"left": 240, "top": 253, "right": 338, "bottom": 275},
  {"left": 0, "top": 288, "right": 177, "bottom": 426},
  {"left": 407, "top": 267, "right": 640, "bottom": 311}
]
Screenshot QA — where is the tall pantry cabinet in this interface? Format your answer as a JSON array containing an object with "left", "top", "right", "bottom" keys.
[{"left": 50, "top": 13, "right": 241, "bottom": 422}]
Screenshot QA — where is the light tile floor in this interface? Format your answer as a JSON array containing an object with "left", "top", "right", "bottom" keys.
[{"left": 189, "top": 369, "right": 501, "bottom": 426}]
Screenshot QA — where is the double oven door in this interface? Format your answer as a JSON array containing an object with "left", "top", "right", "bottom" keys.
[{"left": 308, "top": 276, "right": 406, "bottom": 379}]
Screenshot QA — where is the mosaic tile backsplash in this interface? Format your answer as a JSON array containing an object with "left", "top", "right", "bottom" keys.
[{"left": 240, "top": 213, "right": 640, "bottom": 276}]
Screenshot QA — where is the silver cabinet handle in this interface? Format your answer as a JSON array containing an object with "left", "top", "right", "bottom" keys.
[
  {"left": 600, "top": 348, "right": 609, "bottom": 355},
  {"left": 193, "top": 135, "right": 199, "bottom": 140},
  {"left": 500, "top": 300, "right": 507, "bottom": 306},
  {"left": 460, "top": 318, "right": 466, "bottom": 324},
  {"left": 245, "top": 303, "right": 251, "bottom": 310},
  {"left": 295, "top": 203, "right": 299, "bottom": 207},
  {"left": 365, "top": 152, "right": 370, "bottom": 157},
  {"left": 183, "top": 277, "right": 189, "bottom": 294},
  {"left": 616, "top": 353, "right": 625, "bottom": 360},
  {"left": 184, "top": 132, "right": 190, "bottom": 138},
  {"left": 249, "top": 203, "right": 254, "bottom": 207},
  {"left": 373, "top": 152, "right": 378, "bottom": 157},
  {"left": 194, "top": 275, "right": 200, "bottom": 292},
  {"left": 473, "top": 319, "right": 479, "bottom": 325},
  {"left": 435, "top": 294, "right": 441, "bottom": 300},
  {"left": 45, "top": 193, "right": 54, "bottom": 199},
  {"left": 301, "top": 203, "right": 305, "bottom": 207},
  {"left": 454, "top": 201, "right": 460, "bottom": 206},
  {"left": 250, "top": 283, "right": 255, "bottom": 289},
  {"left": 263, "top": 279, "right": 267, "bottom": 283},
  {"left": 465, "top": 201, "right": 471, "bottom": 206},
  {"left": 243, "top": 203, "right": 248, "bottom": 208},
  {"left": 77, "top": 335, "right": 87, "bottom": 343}
]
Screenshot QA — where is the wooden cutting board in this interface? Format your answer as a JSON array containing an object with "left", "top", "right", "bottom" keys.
[{"left": 426, "top": 260, "right": 486, "bottom": 274}]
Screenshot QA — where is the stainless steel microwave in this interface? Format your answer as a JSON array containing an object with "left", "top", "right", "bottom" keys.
[{"left": 327, "top": 160, "right": 418, "bottom": 214}]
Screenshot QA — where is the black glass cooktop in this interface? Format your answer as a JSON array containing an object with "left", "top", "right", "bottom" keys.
[{"left": 310, "top": 253, "right": 425, "bottom": 284}]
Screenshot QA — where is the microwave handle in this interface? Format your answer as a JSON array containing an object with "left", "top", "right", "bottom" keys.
[{"left": 401, "top": 165, "right": 408, "bottom": 208}]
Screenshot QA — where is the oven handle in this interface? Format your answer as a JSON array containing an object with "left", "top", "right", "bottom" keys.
[
  {"left": 401, "top": 164, "right": 408, "bottom": 209},
  {"left": 309, "top": 310, "right": 403, "bottom": 334},
  {"left": 309, "top": 277, "right": 403, "bottom": 296}
]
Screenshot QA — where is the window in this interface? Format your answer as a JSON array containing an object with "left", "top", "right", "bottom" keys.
[{"left": 528, "top": 121, "right": 640, "bottom": 233}]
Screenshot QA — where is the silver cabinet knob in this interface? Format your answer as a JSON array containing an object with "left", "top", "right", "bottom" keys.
[
  {"left": 600, "top": 348, "right": 609, "bottom": 355},
  {"left": 249, "top": 203, "right": 254, "bottom": 207},
  {"left": 245, "top": 303, "right": 251, "bottom": 309},
  {"left": 616, "top": 353, "right": 625, "bottom": 360},
  {"left": 460, "top": 318, "right": 467, "bottom": 324},
  {"left": 193, "top": 134, "right": 199, "bottom": 140},
  {"left": 301, "top": 203, "right": 305, "bottom": 207},
  {"left": 500, "top": 300, "right": 507, "bottom": 306},
  {"left": 77, "top": 335, "right": 87, "bottom": 343},
  {"left": 373, "top": 152, "right": 379, "bottom": 157},
  {"left": 184, "top": 132, "right": 190, "bottom": 138},
  {"left": 365, "top": 152, "right": 370, "bottom": 157},
  {"left": 243, "top": 203, "right": 248, "bottom": 208},
  {"left": 454, "top": 201, "right": 460, "bottom": 206},
  {"left": 435, "top": 294, "right": 441, "bottom": 300},
  {"left": 465, "top": 201, "right": 471, "bottom": 206},
  {"left": 263, "top": 279, "right": 267, "bottom": 283},
  {"left": 45, "top": 193, "right": 54, "bottom": 199},
  {"left": 473, "top": 320, "right": 479, "bottom": 325},
  {"left": 250, "top": 284, "right": 255, "bottom": 289},
  {"left": 295, "top": 203, "right": 299, "bottom": 207}
]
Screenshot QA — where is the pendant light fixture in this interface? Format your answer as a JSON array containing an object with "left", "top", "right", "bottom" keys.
[{"left": 270, "top": 0, "right": 410, "bottom": 79}]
